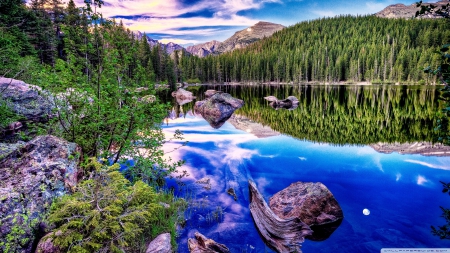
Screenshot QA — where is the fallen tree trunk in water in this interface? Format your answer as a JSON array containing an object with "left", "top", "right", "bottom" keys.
[{"left": 248, "top": 180, "right": 313, "bottom": 253}]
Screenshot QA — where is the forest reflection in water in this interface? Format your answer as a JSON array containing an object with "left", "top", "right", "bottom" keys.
[
  {"left": 160, "top": 84, "right": 450, "bottom": 253},
  {"left": 166, "top": 84, "right": 445, "bottom": 145}
]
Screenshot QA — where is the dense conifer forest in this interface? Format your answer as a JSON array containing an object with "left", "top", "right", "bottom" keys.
[
  {"left": 179, "top": 15, "right": 450, "bottom": 84},
  {"left": 0, "top": 0, "right": 177, "bottom": 86}
]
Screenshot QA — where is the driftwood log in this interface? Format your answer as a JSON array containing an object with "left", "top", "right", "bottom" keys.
[{"left": 248, "top": 180, "right": 312, "bottom": 253}]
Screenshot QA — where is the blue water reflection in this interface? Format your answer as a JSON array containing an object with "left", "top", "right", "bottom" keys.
[{"left": 163, "top": 114, "right": 450, "bottom": 253}]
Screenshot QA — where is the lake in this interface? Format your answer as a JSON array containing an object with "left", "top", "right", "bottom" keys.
[{"left": 160, "top": 84, "right": 450, "bottom": 253}]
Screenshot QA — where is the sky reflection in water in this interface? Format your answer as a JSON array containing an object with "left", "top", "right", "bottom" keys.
[{"left": 162, "top": 114, "right": 450, "bottom": 253}]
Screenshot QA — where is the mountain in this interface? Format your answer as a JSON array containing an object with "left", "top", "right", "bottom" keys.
[
  {"left": 375, "top": 1, "right": 449, "bottom": 19},
  {"left": 165, "top": 42, "right": 185, "bottom": 55},
  {"left": 186, "top": 40, "right": 222, "bottom": 57},
  {"left": 134, "top": 31, "right": 186, "bottom": 55},
  {"left": 215, "top": 21, "right": 285, "bottom": 54}
]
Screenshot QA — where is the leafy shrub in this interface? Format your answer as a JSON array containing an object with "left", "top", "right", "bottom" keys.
[{"left": 47, "top": 158, "right": 186, "bottom": 252}]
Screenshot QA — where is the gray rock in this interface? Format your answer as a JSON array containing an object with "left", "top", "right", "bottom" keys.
[
  {"left": 146, "top": 233, "right": 172, "bottom": 253},
  {"left": 269, "top": 181, "right": 343, "bottom": 241},
  {"left": 188, "top": 232, "right": 230, "bottom": 253},
  {"left": 194, "top": 92, "right": 244, "bottom": 129},
  {"left": 35, "top": 231, "right": 62, "bottom": 253},
  {"left": 0, "top": 77, "right": 54, "bottom": 123},
  {"left": 0, "top": 135, "right": 80, "bottom": 253}
]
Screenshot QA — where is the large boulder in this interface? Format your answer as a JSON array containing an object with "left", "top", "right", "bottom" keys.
[
  {"left": 146, "top": 233, "right": 172, "bottom": 253},
  {"left": 35, "top": 231, "right": 62, "bottom": 253},
  {"left": 188, "top": 232, "right": 230, "bottom": 253},
  {"left": 194, "top": 92, "right": 244, "bottom": 129},
  {"left": 0, "top": 77, "right": 54, "bottom": 123},
  {"left": 269, "top": 182, "right": 344, "bottom": 241},
  {"left": 248, "top": 180, "right": 312, "bottom": 253},
  {"left": 0, "top": 135, "right": 80, "bottom": 253}
]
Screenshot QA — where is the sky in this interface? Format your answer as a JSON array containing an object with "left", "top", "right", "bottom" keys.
[{"left": 72, "top": 0, "right": 421, "bottom": 46}]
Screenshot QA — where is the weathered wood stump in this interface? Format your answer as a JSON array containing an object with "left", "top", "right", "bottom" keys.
[{"left": 248, "top": 180, "right": 312, "bottom": 253}]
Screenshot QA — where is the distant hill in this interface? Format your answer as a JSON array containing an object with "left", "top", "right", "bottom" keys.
[
  {"left": 375, "top": 1, "right": 449, "bottom": 19},
  {"left": 186, "top": 40, "right": 221, "bottom": 57},
  {"left": 214, "top": 21, "right": 285, "bottom": 54}
]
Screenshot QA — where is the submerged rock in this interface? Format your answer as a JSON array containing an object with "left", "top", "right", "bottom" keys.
[
  {"left": 194, "top": 92, "right": 244, "bottom": 129},
  {"left": 264, "top": 96, "right": 299, "bottom": 110},
  {"left": 188, "top": 232, "right": 230, "bottom": 253},
  {"left": 269, "top": 181, "right": 344, "bottom": 241},
  {"left": 0, "top": 135, "right": 80, "bottom": 253},
  {"left": 248, "top": 180, "right": 312, "bottom": 253},
  {"left": 146, "top": 233, "right": 172, "bottom": 253}
]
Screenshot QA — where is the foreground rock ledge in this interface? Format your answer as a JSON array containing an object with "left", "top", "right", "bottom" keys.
[
  {"left": 248, "top": 180, "right": 312, "bottom": 253},
  {"left": 188, "top": 232, "right": 230, "bottom": 253},
  {"left": 269, "top": 181, "right": 344, "bottom": 241},
  {"left": 0, "top": 135, "right": 80, "bottom": 253}
]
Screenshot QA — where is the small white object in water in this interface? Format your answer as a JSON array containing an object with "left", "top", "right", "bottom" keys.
[{"left": 363, "top": 208, "right": 370, "bottom": 215}]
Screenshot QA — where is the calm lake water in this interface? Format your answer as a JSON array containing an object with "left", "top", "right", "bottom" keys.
[{"left": 160, "top": 84, "right": 450, "bottom": 253}]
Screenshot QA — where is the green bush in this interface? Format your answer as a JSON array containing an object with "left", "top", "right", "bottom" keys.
[
  {"left": 47, "top": 158, "right": 186, "bottom": 253},
  {"left": 185, "top": 78, "right": 202, "bottom": 84}
]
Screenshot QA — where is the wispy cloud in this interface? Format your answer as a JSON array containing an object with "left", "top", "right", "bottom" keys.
[
  {"left": 417, "top": 175, "right": 428, "bottom": 185},
  {"left": 73, "top": 0, "right": 274, "bottom": 41},
  {"left": 405, "top": 159, "right": 450, "bottom": 171}
]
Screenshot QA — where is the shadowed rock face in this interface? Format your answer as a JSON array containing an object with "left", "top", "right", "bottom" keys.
[
  {"left": 248, "top": 180, "right": 313, "bottom": 253},
  {"left": 269, "top": 182, "right": 344, "bottom": 241},
  {"left": 0, "top": 135, "right": 80, "bottom": 253},
  {"left": 194, "top": 92, "right": 244, "bottom": 129},
  {"left": 186, "top": 40, "right": 222, "bottom": 58},
  {"left": 188, "top": 232, "right": 230, "bottom": 253}
]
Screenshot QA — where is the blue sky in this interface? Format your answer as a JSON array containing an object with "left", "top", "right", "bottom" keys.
[{"left": 73, "top": 0, "right": 421, "bottom": 45}]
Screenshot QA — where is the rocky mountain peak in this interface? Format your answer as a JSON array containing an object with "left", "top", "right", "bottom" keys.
[
  {"left": 186, "top": 40, "right": 222, "bottom": 57},
  {"left": 375, "top": 1, "right": 449, "bottom": 19},
  {"left": 214, "top": 21, "right": 285, "bottom": 54}
]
